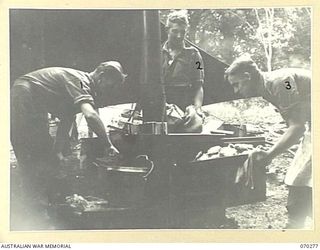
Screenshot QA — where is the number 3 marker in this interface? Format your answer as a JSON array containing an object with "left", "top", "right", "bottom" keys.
[{"left": 285, "top": 81, "right": 291, "bottom": 90}]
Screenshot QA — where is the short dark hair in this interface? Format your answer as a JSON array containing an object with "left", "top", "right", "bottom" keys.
[
  {"left": 166, "top": 10, "right": 189, "bottom": 27},
  {"left": 95, "top": 61, "right": 127, "bottom": 84},
  {"left": 225, "top": 54, "right": 260, "bottom": 81}
]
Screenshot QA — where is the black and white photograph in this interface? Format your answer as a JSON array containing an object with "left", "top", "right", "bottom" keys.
[{"left": 9, "top": 8, "right": 312, "bottom": 231}]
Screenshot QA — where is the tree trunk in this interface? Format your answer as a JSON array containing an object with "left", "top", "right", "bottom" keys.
[{"left": 254, "top": 8, "right": 274, "bottom": 72}]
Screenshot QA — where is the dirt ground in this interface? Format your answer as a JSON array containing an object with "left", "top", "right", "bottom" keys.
[
  {"left": 226, "top": 156, "right": 312, "bottom": 230},
  {"left": 227, "top": 156, "right": 291, "bottom": 229}
]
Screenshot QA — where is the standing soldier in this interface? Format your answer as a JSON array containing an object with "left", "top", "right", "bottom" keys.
[{"left": 162, "top": 10, "right": 205, "bottom": 132}]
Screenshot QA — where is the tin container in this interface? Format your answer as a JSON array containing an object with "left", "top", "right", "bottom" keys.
[
  {"left": 126, "top": 123, "right": 140, "bottom": 135},
  {"left": 140, "top": 122, "right": 168, "bottom": 135}
]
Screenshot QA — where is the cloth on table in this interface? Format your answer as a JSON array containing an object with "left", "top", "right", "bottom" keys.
[
  {"left": 166, "top": 103, "right": 203, "bottom": 133},
  {"left": 234, "top": 150, "right": 266, "bottom": 189},
  {"left": 235, "top": 152, "right": 254, "bottom": 189}
]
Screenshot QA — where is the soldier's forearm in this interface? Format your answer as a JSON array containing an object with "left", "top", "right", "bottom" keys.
[
  {"left": 267, "top": 124, "right": 305, "bottom": 160},
  {"left": 80, "top": 103, "right": 113, "bottom": 149},
  {"left": 85, "top": 113, "right": 112, "bottom": 149},
  {"left": 193, "top": 85, "right": 203, "bottom": 109}
]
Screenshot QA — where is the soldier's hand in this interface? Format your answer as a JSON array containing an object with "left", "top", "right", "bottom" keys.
[
  {"left": 252, "top": 150, "right": 272, "bottom": 168},
  {"left": 183, "top": 105, "right": 197, "bottom": 125}
]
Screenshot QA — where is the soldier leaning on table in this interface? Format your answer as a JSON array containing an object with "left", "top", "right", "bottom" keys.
[
  {"left": 225, "top": 54, "right": 311, "bottom": 229},
  {"left": 10, "top": 61, "right": 127, "bottom": 227}
]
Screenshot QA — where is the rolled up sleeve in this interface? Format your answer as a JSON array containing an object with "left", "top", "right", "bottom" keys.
[
  {"left": 190, "top": 49, "right": 204, "bottom": 87},
  {"left": 65, "top": 79, "right": 95, "bottom": 107},
  {"left": 276, "top": 77, "right": 308, "bottom": 123}
]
